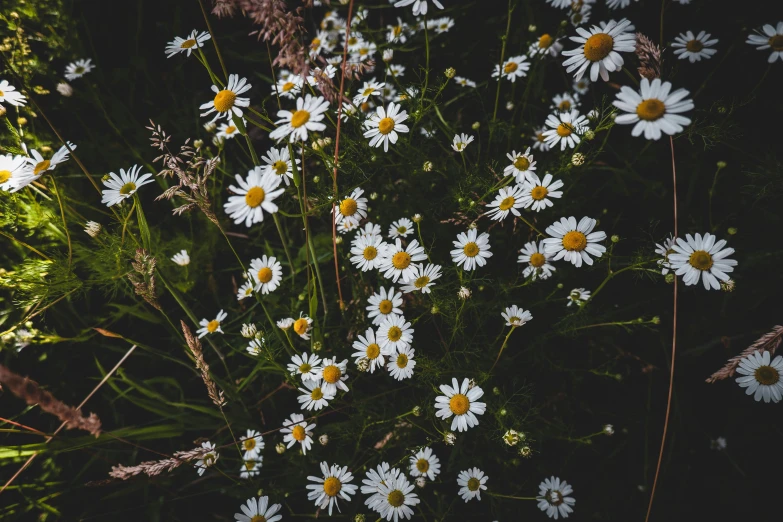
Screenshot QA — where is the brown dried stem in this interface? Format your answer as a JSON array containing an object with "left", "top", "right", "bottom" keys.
[
  {"left": 109, "top": 445, "right": 212, "bottom": 480},
  {"left": 181, "top": 321, "right": 225, "bottom": 407}
]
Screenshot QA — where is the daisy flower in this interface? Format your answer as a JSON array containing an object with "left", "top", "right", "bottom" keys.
[
  {"left": 246, "top": 338, "right": 263, "bottom": 356},
  {"left": 240, "top": 460, "right": 261, "bottom": 479},
  {"left": 270, "top": 94, "right": 330, "bottom": 142},
  {"left": 224, "top": 167, "right": 284, "bottom": 227},
  {"left": 573, "top": 77, "right": 591, "bottom": 95},
  {"left": 165, "top": 30, "right": 211, "bottom": 58},
  {"left": 532, "top": 127, "right": 551, "bottom": 151},
  {"left": 0, "top": 154, "right": 31, "bottom": 192},
  {"left": 457, "top": 468, "right": 488, "bottom": 502},
  {"left": 199, "top": 74, "right": 251, "bottom": 122},
  {"left": 281, "top": 413, "right": 317, "bottom": 453},
  {"left": 492, "top": 55, "right": 530, "bottom": 82},
  {"left": 216, "top": 121, "right": 242, "bottom": 140},
  {"left": 334, "top": 187, "right": 368, "bottom": 227},
  {"left": 277, "top": 317, "right": 294, "bottom": 330},
  {"left": 351, "top": 234, "right": 388, "bottom": 272},
  {"left": 567, "top": 288, "right": 591, "bottom": 307},
  {"left": 400, "top": 263, "right": 442, "bottom": 294},
  {"left": 522, "top": 173, "right": 564, "bottom": 212},
  {"left": 377, "top": 314, "right": 414, "bottom": 353},
  {"left": 64, "top": 58, "right": 94, "bottom": 80},
  {"left": 606, "top": 0, "right": 637, "bottom": 8},
  {"left": 545, "top": 0, "right": 572, "bottom": 8},
  {"left": 451, "top": 133, "right": 475, "bottom": 152},
  {"left": 667, "top": 232, "right": 737, "bottom": 290},
  {"left": 672, "top": 31, "right": 718, "bottom": 62},
  {"left": 387, "top": 18, "right": 409, "bottom": 43},
  {"left": 379, "top": 238, "right": 427, "bottom": 282},
  {"left": 249, "top": 255, "right": 283, "bottom": 294},
  {"left": 306, "top": 462, "right": 358, "bottom": 516},
  {"left": 501, "top": 305, "right": 533, "bottom": 327},
  {"left": 261, "top": 147, "right": 299, "bottom": 186},
  {"left": 287, "top": 352, "right": 322, "bottom": 381},
  {"left": 518, "top": 241, "right": 557, "bottom": 280},
  {"left": 561, "top": 18, "right": 636, "bottom": 81},
  {"left": 298, "top": 379, "right": 335, "bottom": 411},
  {"left": 100, "top": 165, "right": 153, "bottom": 207},
  {"left": 338, "top": 219, "right": 360, "bottom": 235},
  {"left": 388, "top": 218, "right": 415, "bottom": 239},
  {"left": 450, "top": 229, "right": 493, "bottom": 271},
  {"left": 654, "top": 234, "right": 676, "bottom": 274},
  {"left": 543, "top": 216, "right": 607, "bottom": 267},
  {"left": 364, "top": 102, "right": 410, "bottom": 152},
  {"left": 454, "top": 76, "right": 477, "bottom": 88},
  {"left": 306, "top": 65, "right": 337, "bottom": 87},
  {"left": 529, "top": 33, "right": 563, "bottom": 57},
  {"left": 537, "top": 476, "right": 576, "bottom": 519},
  {"left": 570, "top": 1, "right": 592, "bottom": 27},
  {"left": 735, "top": 350, "right": 783, "bottom": 403},
  {"left": 542, "top": 110, "right": 588, "bottom": 150},
  {"left": 504, "top": 148, "right": 537, "bottom": 183},
  {"left": 368, "top": 473, "right": 420, "bottom": 520},
  {"left": 613, "top": 78, "right": 694, "bottom": 140},
  {"left": 196, "top": 310, "right": 227, "bottom": 338},
  {"left": 171, "top": 249, "right": 190, "bottom": 266},
  {"left": 352, "top": 328, "right": 386, "bottom": 373},
  {"left": 486, "top": 184, "right": 526, "bottom": 221},
  {"left": 356, "top": 222, "right": 382, "bottom": 238},
  {"left": 361, "top": 462, "right": 399, "bottom": 497},
  {"left": 367, "top": 286, "right": 404, "bottom": 325},
  {"left": 314, "top": 358, "right": 349, "bottom": 395},
  {"left": 746, "top": 21, "right": 783, "bottom": 62},
  {"left": 409, "top": 447, "right": 441, "bottom": 481},
  {"left": 394, "top": 0, "right": 443, "bottom": 16},
  {"left": 240, "top": 429, "right": 264, "bottom": 460},
  {"left": 434, "top": 378, "right": 486, "bottom": 432},
  {"left": 194, "top": 442, "right": 218, "bottom": 476},
  {"left": 430, "top": 17, "right": 455, "bottom": 34},
  {"left": 234, "top": 496, "right": 282, "bottom": 522},
  {"left": 388, "top": 64, "right": 406, "bottom": 78},
  {"left": 551, "top": 92, "right": 580, "bottom": 112},
  {"left": 309, "top": 31, "right": 332, "bottom": 57},
  {"left": 237, "top": 281, "right": 254, "bottom": 301},
  {"left": 292, "top": 313, "right": 314, "bottom": 340},
  {"left": 388, "top": 346, "right": 416, "bottom": 380},
  {"left": 353, "top": 80, "right": 385, "bottom": 105},
  {"left": 0, "top": 80, "right": 27, "bottom": 107}
]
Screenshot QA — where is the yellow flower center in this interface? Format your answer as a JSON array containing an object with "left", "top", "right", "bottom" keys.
[
  {"left": 299, "top": 362, "right": 312, "bottom": 373},
  {"left": 583, "top": 33, "right": 614, "bottom": 61},
  {"left": 347, "top": 36, "right": 358, "bottom": 46},
  {"left": 529, "top": 252, "right": 546, "bottom": 267},
  {"left": 396, "top": 353, "right": 408, "bottom": 368},
  {"left": 310, "top": 387, "right": 323, "bottom": 400},
  {"left": 273, "top": 160, "right": 288, "bottom": 175},
  {"left": 119, "top": 182, "right": 137, "bottom": 195},
  {"left": 503, "top": 61, "right": 519, "bottom": 74},
  {"left": 463, "top": 242, "right": 480, "bottom": 257},
  {"left": 294, "top": 318, "right": 309, "bottom": 335},
  {"left": 562, "top": 231, "right": 587, "bottom": 251},
  {"left": 282, "top": 81, "right": 295, "bottom": 92},
  {"left": 393, "top": 26, "right": 402, "bottom": 37},
  {"left": 362, "top": 87, "right": 375, "bottom": 96},
  {"left": 537, "top": 132, "right": 546, "bottom": 143},
  {"left": 467, "top": 477, "right": 481, "bottom": 491},
  {"left": 379, "top": 299, "right": 393, "bottom": 314},
  {"left": 531, "top": 186, "right": 548, "bottom": 201},
  {"left": 75, "top": 66, "right": 85, "bottom": 74},
  {"left": 359, "top": 48, "right": 369, "bottom": 56},
  {"left": 387, "top": 326, "right": 402, "bottom": 342},
  {"left": 206, "top": 320, "right": 220, "bottom": 333},
  {"left": 769, "top": 34, "right": 783, "bottom": 51},
  {"left": 449, "top": 393, "right": 470, "bottom": 415},
  {"left": 180, "top": 38, "right": 197, "bottom": 49},
  {"left": 366, "top": 343, "right": 381, "bottom": 359},
  {"left": 224, "top": 125, "right": 236, "bottom": 134},
  {"left": 388, "top": 489, "right": 405, "bottom": 507},
  {"left": 213, "top": 89, "right": 236, "bottom": 113},
  {"left": 0, "top": 170, "right": 12, "bottom": 183},
  {"left": 322, "top": 365, "right": 341, "bottom": 384},
  {"left": 392, "top": 252, "right": 411, "bottom": 269},
  {"left": 257, "top": 266, "right": 273, "bottom": 283},
  {"left": 340, "top": 197, "right": 358, "bottom": 216},
  {"left": 250, "top": 516, "right": 266, "bottom": 522},
  {"left": 513, "top": 156, "right": 530, "bottom": 171},
  {"left": 291, "top": 109, "right": 310, "bottom": 128},
  {"left": 397, "top": 226, "right": 407, "bottom": 234},
  {"left": 245, "top": 186, "right": 266, "bottom": 208},
  {"left": 538, "top": 34, "right": 554, "bottom": 49},
  {"left": 33, "top": 160, "right": 51, "bottom": 176},
  {"left": 378, "top": 117, "right": 395, "bottom": 135},
  {"left": 292, "top": 424, "right": 307, "bottom": 441},
  {"left": 363, "top": 246, "right": 378, "bottom": 260},
  {"left": 414, "top": 276, "right": 430, "bottom": 289},
  {"left": 636, "top": 99, "right": 666, "bottom": 121},
  {"left": 244, "top": 461, "right": 256, "bottom": 471},
  {"left": 556, "top": 123, "right": 573, "bottom": 137},
  {"left": 416, "top": 458, "right": 429, "bottom": 473},
  {"left": 323, "top": 477, "right": 342, "bottom": 496},
  {"left": 558, "top": 100, "right": 572, "bottom": 111},
  {"left": 499, "top": 196, "right": 515, "bottom": 211},
  {"left": 685, "top": 39, "right": 704, "bottom": 52},
  {"left": 243, "top": 438, "right": 256, "bottom": 451},
  {"left": 310, "top": 38, "right": 321, "bottom": 50},
  {"left": 688, "top": 250, "right": 713, "bottom": 271},
  {"left": 755, "top": 365, "right": 780, "bottom": 386}
]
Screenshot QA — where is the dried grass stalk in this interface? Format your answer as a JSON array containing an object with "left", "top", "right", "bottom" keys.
[
  {"left": 706, "top": 325, "right": 783, "bottom": 383},
  {"left": 181, "top": 320, "right": 226, "bottom": 407},
  {"left": 109, "top": 445, "right": 211, "bottom": 480},
  {"left": 635, "top": 33, "right": 662, "bottom": 80},
  {"left": 127, "top": 248, "right": 161, "bottom": 310},
  {"left": 0, "top": 364, "right": 101, "bottom": 436}
]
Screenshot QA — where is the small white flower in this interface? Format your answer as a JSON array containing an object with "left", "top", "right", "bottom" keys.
[
  {"left": 450, "top": 229, "right": 492, "bottom": 271},
  {"left": 0, "top": 80, "right": 27, "bottom": 107},
  {"left": 165, "top": 30, "right": 211, "bottom": 58},
  {"left": 334, "top": 187, "right": 368, "bottom": 228},
  {"left": 504, "top": 148, "right": 537, "bottom": 183},
  {"left": 492, "top": 55, "right": 530, "bottom": 82},
  {"left": 239, "top": 460, "right": 261, "bottom": 479},
  {"left": 521, "top": 173, "right": 564, "bottom": 212},
  {"left": 350, "top": 234, "right": 388, "bottom": 272},
  {"left": 543, "top": 216, "right": 607, "bottom": 267},
  {"left": 561, "top": 18, "right": 636, "bottom": 81},
  {"left": 277, "top": 317, "right": 294, "bottom": 330},
  {"left": 542, "top": 110, "right": 588, "bottom": 150},
  {"left": 270, "top": 94, "right": 330, "bottom": 143},
  {"left": 292, "top": 313, "right": 314, "bottom": 340},
  {"left": 458, "top": 286, "right": 471, "bottom": 300},
  {"left": 353, "top": 80, "right": 385, "bottom": 105},
  {"left": 457, "top": 468, "right": 488, "bottom": 502},
  {"left": 387, "top": 345, "right": 416, "bottom": 380},
  {"left": 486, "top": 184, "right": 526, "bottom": 221},
  {"left": 567, "top": 288, "right": 591, "bottom": 307},
  {"left": 196, "top": 310, "right": 227, "bottom": 338},
  {"left": 216, "top": 121, "right": 242, "bottom": 140},
  {"left": 64, "top": 59, "right": 94, "bottom": 80},
  {"left": 261, "top": 147, "right": 299, "bottom": 186},
  {"left": 501, "top": 305, "right": 533, "bottom": 327},
  {"left": 364, "top": 102, "right": 410, "bottom": 152},
  {"left": 84, "top": 221, "right": 102, "bottom": 238},
  {"left": 194, "top": 441, "right": 218, "bottom": 476},
  {"left": 352, "top": 328, "right": 386, "bottom": 373},
  {"left": 451, "top": 133, "right": 474, "bottom": 152},
  {"left": 100, "top": 165, "right": 154, "bottom": 207},
  {"left": 367, "top": 472, "right": 421, "bottom": 520},
  {"left": 224, "top": 167, "right": 284, "bottom": 227},
  {"left": 248, "top": 255, "right": 283, "bottom": 294},
  {"left": 281, "top": 413, "right": 316, "bottom": 454},
  {"left": 529, "top": 33, "right": 563, "bottom": 57},
  {"left": 668, "top": 233, "right": 737, "bottom": 290},
  {"left": 537, "top": 476, "right": 576, "bottom": 519},
  {"left": 377, "top": 314, "right": 414, "bottom": 354},
  {"left": 394, "top": 0, "right": 444, "bottom": 16},
  {"left": 518, "top": 240, "right": 556, "bottom": 280},
  {"left": 434, "top": 378, "right": 486, "bottom": 432},
  {"left": 746, "top": 21, "right": 783, "bottom": 63},
  {"left": 409, "top": 447, "right": 441, "bottom": 481},
  {"left": 313, "top": 358, "right": 349, "bottom": 395},
  {"left": 388, "top": 217, "right": 415, "bottom": 239},
  {"left": 400, "top": 263, "right": 442, "bottom": 294},
  {"left": 298, "top": 379, "right": 335, "bottom": 411},
  {"left": 288, "top": 352, "right": 322, "bottom": 381},
  {"left": 551, "top": 92, "right": 580, "bottom": 112},
  {"left": 454, "top": 76, "right": 477, "bottom": 88},
  {"left": 56, "top": 82, "right": 73, "bottom": 97},
  {"left": 367, "top": 286, "right": 404, "bottom": 325},
  {"left": 306, "top": 462, "right": 358, "bottom": 516},
  {"left": 237, "top": 281, "right": 254, "bottom": 301},
  {"left": 233, "top": 496, "right": 282, "bottom": 522},
  {"left": 199, "top": 73, "right": 251, "bottom": 122},
  {"left": 246, "top": 338, "right": 263, "bottom": 356},
  {"left": 613, "top": 78, "right": 694, "bottom": 140},
  {"left": 240, "top": 429, "right": 265, "bottom": 461},
  {"left": 171, "top": 249, "right": 190, "bottom": 266},
  {"left": 672, "top": 30, "right": 718, "bottom": 62},
  {"left": 379, "top": 238, "right": 427, "bottom": 282}
]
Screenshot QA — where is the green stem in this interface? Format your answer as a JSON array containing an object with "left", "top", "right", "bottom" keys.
[
  {"left": 490, "top": 326, "right": 516, "bottom": 373},
  {"left": 492, "top": 0, "right": 514, "bottom": 124}
]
